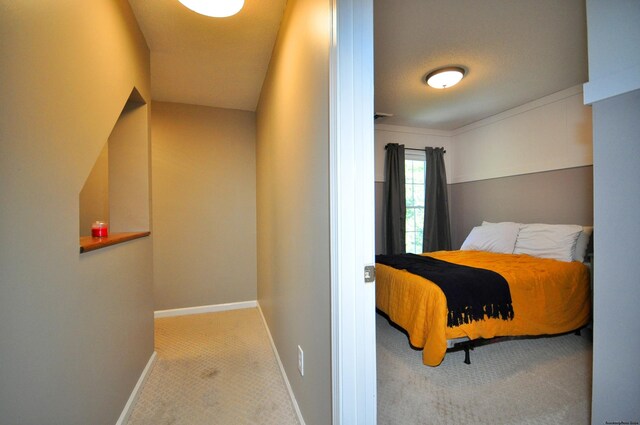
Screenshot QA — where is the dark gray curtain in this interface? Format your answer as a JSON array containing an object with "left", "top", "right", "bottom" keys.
[
  {"left": 383, "top": 143, "right": 406, "bottom": 254},
  {"left": 423, "top": 147, "right": 451, "bottom": 252}
]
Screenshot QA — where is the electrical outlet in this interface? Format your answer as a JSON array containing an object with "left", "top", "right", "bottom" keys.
[{"left": 297, "top": 345, "right": 304, "bottom": 376}]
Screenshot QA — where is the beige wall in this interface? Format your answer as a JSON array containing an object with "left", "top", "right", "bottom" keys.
[
  {"left": 256, "top": 0, "right": 332, "bottom": 423},
  {"left": 79, "top": 143, "right": 110, "bottom": 237},
  {"left": 151, "top": 102, "right": 257, "bottom": 310},
  {"left": 108, "top": 99, "right": 150, "bottom": 233},
  {"left": 374, "top": 85, "right": 592, "bottom": 185},
  {"left": 451, "top": 86, "right": 592, "bottom": 184},
  {"left": 0, "top": 2, "right": 154, "bottom": 424}
]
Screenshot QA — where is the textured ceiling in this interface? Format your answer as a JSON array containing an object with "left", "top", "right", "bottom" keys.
[
  {"left": 128, "top": 0, "right": 588, "bottom": 129},
  {"left": 128, "top": 0, "right": 287, "bottom": 111},
  {"left": 374, "top": 0, "right": 588, "bottom": 130}
]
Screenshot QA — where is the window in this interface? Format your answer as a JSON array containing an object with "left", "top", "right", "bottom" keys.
[{"left": 405, "top": 150, "right": 426, "bottom": 254}]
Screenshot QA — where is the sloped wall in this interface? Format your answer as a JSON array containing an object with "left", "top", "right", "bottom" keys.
[{"left": 0, "top": 1, "right": 153, "bottom": 423}]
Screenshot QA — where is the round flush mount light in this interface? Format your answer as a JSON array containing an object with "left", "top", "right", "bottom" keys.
[
  {"left": 178, "top": 0, "right": 244, "bottom": 18},
  {"left": 425, "top": 66, "right": 466, "bottom": 89}
]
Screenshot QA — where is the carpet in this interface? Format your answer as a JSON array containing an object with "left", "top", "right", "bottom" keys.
[
  {"left": 126, "top": 308, "right": 300, "bottom": 425},
  {"left": 376, "top": 314, "right": 592, "bottom": 424}
]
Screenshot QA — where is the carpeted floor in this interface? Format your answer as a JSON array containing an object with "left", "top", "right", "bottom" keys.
[
  {"left": 126, "top": 308, "right": 300, "bottom": 425},
  {"left": 126, "top": 308, "right": 591, "bottom": 424},
  {"left": 376, "top": 313, "right": 593, "bottom": 425}
]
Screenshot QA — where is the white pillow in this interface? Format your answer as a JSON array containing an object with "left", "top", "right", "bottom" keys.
[
  {"left": 573, "top": 226, "right": 593, "bottom": 262},
  {"left": 482, "top": 220, "right": 522, "bottom": 227},
  {"left": 514, "top": 223, "right": 583, "bottom": 262},
  {"left": 461, "top": 222, "right": 521, "bottom": 254}
]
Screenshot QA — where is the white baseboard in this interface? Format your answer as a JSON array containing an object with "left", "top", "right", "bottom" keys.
[
  {"left": 115, "top": 351, "right": 157, "bottom": 425},
  {"left": 154, "top": 300, "right": 258, "bottom": 318},
  {"left": 257, "top": 302, "right": 306, "bottom": 425}
]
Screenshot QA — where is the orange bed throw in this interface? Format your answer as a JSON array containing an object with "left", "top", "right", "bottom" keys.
[{"left": 376, "top": 250, "right": 591, "bottom": 366}]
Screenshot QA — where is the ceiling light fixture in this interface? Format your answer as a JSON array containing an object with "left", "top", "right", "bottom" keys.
[
  {"left": 178, "top": 0, "right": 244, "bottom": 18},
  {"left": 425, "top": 66, "right": 466, "bottom": 89}
]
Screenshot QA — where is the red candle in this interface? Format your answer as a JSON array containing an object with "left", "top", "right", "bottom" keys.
[{"left": 91, "top": 221, "right": 108, "bottom": 238}]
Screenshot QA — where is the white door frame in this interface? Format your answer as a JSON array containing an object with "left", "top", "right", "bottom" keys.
[{"left": 329, "top": 0, "right": 376, "bottom": 423}]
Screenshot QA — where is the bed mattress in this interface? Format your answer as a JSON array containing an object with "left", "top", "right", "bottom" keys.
[{"left": 375, "top": 250, "right": 591, "bottom": 366}]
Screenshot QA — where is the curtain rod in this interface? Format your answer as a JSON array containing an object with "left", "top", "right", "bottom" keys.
[{"left": 385, "top": 145, "right": 446, "bottom": 153}]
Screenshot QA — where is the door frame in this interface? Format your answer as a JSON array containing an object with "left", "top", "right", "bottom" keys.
[{"left": 329, "top": 0, "right": 377, "bottom": 423}]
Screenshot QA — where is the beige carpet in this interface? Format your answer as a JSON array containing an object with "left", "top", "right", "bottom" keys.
[
  {"left": 376, "top": 314, "right": 592, "bottom": 424},
  {"left": 126, "top": 308, "right": 300, "bottom": 425},
  {"left": 126, "top": 307, "right": 591, "bottom": 424}
]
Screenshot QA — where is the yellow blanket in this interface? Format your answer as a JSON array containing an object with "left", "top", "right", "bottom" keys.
[{"left": 376, "top": 250, "right": 591, "bottom": 366}]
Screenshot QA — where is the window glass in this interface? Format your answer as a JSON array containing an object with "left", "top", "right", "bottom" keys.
[{"left": 405, "top": 151, "right": 426, "bottom": 253}]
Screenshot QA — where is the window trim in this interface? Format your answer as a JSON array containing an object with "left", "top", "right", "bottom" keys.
[{"left": 405, "top": 149, "right": 426, "bottom": 162}]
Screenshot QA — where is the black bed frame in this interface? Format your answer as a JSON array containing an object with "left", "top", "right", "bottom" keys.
[
  {"left": 378, "top": 309, "right": 590, "bottom": 365},
  {"left": 447, "top": 327, "right": 589, "bottom": 365}
]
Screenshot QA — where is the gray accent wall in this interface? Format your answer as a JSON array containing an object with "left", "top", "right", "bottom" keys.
[
  {"left": 448, "top": 166, "right": 594, "bottom": 248},
  {"left": 375, "top": 166, "right": 593, "bottom": 253}
]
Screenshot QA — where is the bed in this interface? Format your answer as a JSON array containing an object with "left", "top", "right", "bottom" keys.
[{"left": 375, "top": 222, "right": 592, "bottom": 366}]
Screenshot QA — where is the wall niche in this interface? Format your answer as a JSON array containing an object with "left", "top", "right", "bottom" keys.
[{"left": 79, "top": 88, "right": 150, "bottom": 252}]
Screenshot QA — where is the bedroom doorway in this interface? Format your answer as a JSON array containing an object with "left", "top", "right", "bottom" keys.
[{"left": 372, "top": 1, "right": 594, "bottom": 423}]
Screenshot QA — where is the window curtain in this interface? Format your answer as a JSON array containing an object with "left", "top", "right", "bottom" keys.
[
  {"left": 422, "top": 147, "right": 451, "bottom": 252},
  {"left": 383, "top": 143, "right": 406, "bottom": 254}
]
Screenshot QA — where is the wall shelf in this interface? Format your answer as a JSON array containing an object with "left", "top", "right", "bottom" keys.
[{"left": 79, "top": 231, "right": 150, "bottom": 254}]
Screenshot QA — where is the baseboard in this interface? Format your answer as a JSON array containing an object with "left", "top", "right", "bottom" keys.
[
  {"left": 115, "top": 351, "right": 157, "bottom": 425},
  {"left": 154, "top": 300, "right": 258, "bottom": 318},
  {"left": 257, "top": 302, "right": 306, "bottom": 425}
]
